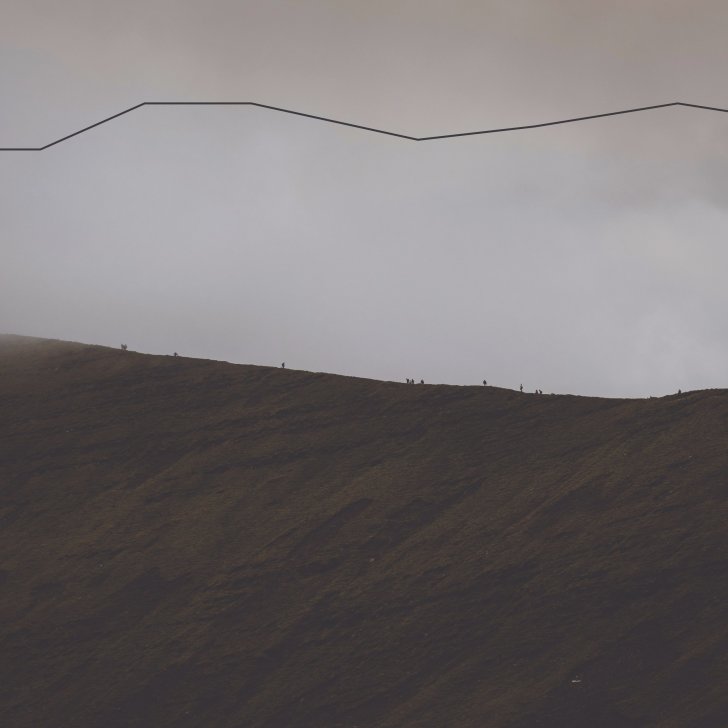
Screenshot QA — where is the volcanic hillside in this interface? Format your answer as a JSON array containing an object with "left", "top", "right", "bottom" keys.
[{"left": 1, "top": 334, "right": 727, "bottom": 728}]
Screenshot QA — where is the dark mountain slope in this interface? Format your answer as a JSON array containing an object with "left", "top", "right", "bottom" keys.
[{"left": 0, "top": 334, "right": 726, "bottom": 728}]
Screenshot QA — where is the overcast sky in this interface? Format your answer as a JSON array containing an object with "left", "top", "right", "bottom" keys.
[{"left": 2, "top": 1, "right": 727, "bottom": 396}]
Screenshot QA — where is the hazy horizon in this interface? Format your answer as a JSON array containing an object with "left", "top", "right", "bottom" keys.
[{"left": 2, "top": 1, "right": 728, "bottom": 397}]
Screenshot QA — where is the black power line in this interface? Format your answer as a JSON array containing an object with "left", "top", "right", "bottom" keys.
[{"left": 1, "top": 101, "right": 726, "bottom": 151}]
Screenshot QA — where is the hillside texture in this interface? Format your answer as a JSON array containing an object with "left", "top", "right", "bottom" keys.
[{"left": 1, "top": 335, "right": 726, "bottom": 727}]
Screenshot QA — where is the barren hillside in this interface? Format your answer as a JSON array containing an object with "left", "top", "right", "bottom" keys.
[{"left": 1, "top": 334, "right": 726, "bottom": 727}]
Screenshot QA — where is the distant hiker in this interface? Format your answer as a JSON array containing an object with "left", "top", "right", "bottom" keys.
[
  {"left": 678, "top": 389, "right": 682, "bottom": 395},
  {"left": 519, "top": 384, "right": 523, "bottom": 392},
  {"left": 483, "top": 380, "right": 487, "bottom": 386},
  {"left": 173, "top": 352, "right": 178, "bottom": 357},
  {"left": 120, "top": 344, "right": 127, "bottom": 351},
  {"left": 281, "top": 362, "right": 285, "bottom": 368},
  {"left": 420, "top": 379, "right": 424, "bottom": 384}
]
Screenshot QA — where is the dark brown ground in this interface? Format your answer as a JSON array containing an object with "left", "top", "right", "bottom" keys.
[{"left": 0, "top": 334, "right": 726, "bottom": 728}]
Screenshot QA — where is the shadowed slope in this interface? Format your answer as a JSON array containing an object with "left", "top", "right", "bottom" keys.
[{"left": 0, "top": 335, "right": 726, "bottom": 727}]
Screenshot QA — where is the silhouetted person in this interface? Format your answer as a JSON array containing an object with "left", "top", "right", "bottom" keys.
[
  {"left": 483, "top": 380, "right": 487, "bottom": 386},
  {"left": 120, "top": 344, "right": 127, "bottom": 351},
  {"left": 281, "top": 362, "right": 285, "bottom": 368},
  {"left": 173, "top": 352, "right": 178, "bottom": 357},
  {"left": 678, "top": 389, "right": 682, "bottom": 395},
  {"left": 519, "top": 384, "right": 523, "bottom": 392},
  {"left": 420, "top": 379, "right": 424, "bottom": 384}
]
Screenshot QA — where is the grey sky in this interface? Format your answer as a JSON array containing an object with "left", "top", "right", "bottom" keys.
[{"left": 2, "top": 1, "right": 727, "bottom": 396}]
